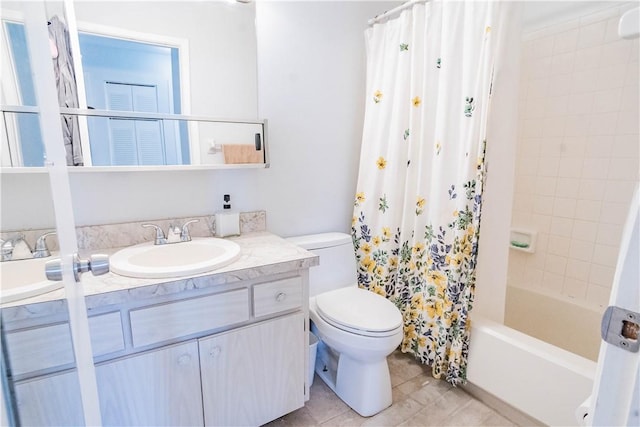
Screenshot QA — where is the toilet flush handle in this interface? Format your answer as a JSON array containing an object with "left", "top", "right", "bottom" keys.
[{"left": 276, "top": 292, "right": 287, "bottom": 302}]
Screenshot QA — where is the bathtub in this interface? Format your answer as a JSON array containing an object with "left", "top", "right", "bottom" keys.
[
  {"left": 504, "top": 285, "right": 604, "bottom": 361},
  {"left": 467, "top": 316, "right": 597, "bottom": 426}
]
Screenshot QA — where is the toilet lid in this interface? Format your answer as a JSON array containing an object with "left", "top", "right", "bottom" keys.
[{"left": 315, "top": 287, "right": 403, "bottom": 336}]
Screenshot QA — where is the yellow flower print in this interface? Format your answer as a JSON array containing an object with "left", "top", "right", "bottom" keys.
[
  {"left": 382, "top": 227, "right": 391, "bottom": 240},
  {"left": 466, "top": 225, "right": 476, "bottom": 238},
  {"left": 355, "top": 192, "right": 366, "bottom": 205},
  {"left": 425, "top": 302, "right": 436, "bottom": 318},
  {"left": 418, "top": 336, "right": 427, "bottom": 348},
  {"left": 376, "top": 156, "right": 387, "bottom": 170},
  {"left": 389, "top": 257, "right": 398, "bottom": 267},
  {"left": 412, "top": 96, "right": 422, "bottom": 107},
  {"left": 409, "top": 261, "right": 416, "bottom": 271},
  {"left": 427, "top": 270, "right": 447, "bottom": 289},
  {"left": 372, "top": 236, "right": 381, "bottom": 246},
  {"left": 373, "top": 90, "right": 383, "bottom": 103},
  {"left": 375, "top": 266, "right": 385, "bottom": 276},
  {"left": 485, "top": 26, "right": 491, "bottom": 34},
  {"left": 416, "top": 196, "right": 426, "bottom": 215},
  {"left": 412, "top": 242, "right": 425, "bottom": 253},
  {"left": 361, "top": 243, "right": 372, "bottom": 255},
  {"left": 409, "top": 309, "right": 420, "bottom": 321},
  {"left": 373, "top": 285, "right": 386, "bottom": 297},
  {"left": 352, "top": 216, "right": 357, "bottom": 226},
  {"left": 362, "top": 256, "right": 375, "bottom": 272},
  {"left": 453, "top": 210, "right": 459, "bottom": 217},
  {"left": 411, "top": 293, "right": 425, "bottom": 311},
  {"left": 405, "top": 324, "right": 417, "bottom": 339}
]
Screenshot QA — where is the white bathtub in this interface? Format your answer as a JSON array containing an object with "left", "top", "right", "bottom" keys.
[
  {"left": 504, "top": 285, "right": 604, "bottom": 361},
  {"left": 467, "top": 316, "right": 597, "bottom": 426}
]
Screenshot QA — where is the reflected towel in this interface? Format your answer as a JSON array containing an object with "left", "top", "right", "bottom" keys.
[{"left": 222, "top": 144, "right": 263, "bottom": 164}]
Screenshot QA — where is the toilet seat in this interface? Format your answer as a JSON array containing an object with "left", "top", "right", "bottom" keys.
[{"left": 315, "top": 287, "right": 403, "bottom": 338}]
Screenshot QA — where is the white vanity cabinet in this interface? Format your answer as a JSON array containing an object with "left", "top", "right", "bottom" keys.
[
  {"left": 96, "top": 341, "right": 203, "bottom": 426},
  {"left": 6, "top": 271, "right": 310, "bottom": 426},
  {"left": 14, "top": 370, "right": 84, "bottom": 426},
  {"left": 199, "top": 312, "right": 304, "bottom": 426}
]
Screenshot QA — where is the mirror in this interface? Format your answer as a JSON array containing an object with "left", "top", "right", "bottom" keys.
[{"left": 0, "top": 1, "right": 262, "bottom": 168}]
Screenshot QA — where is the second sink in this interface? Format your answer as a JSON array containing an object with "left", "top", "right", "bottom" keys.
[{"left": 110, "top": 238, "right": 242, "bottom": 279}]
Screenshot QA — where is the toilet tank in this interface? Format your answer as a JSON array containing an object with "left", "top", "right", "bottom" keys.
[{"left": 286, "top": 232, "right": 357, "bottom": 297}]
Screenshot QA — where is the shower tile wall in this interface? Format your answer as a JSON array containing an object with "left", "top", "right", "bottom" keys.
[{"left": 509, "top": 4, "right": 639, "bottom": 308}]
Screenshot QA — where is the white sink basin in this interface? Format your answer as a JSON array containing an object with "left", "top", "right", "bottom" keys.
[
  {"left": 110, "top": 238, "right": 242, "bottom": 279},
  {"left": 0, "top": 257, "right": 63, "bottom": 304}
]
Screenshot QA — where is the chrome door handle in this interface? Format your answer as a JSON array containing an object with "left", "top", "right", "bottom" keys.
[{"left": 45, "top": 253, "right": 110, "bottom": 281}]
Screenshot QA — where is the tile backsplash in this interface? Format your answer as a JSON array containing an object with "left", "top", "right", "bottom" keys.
[
  {"left": 0, "top": 211, "right": 266, "bottom": 253},
  {"left": 508, "top": 4, "right": 639, "bottom": 308}
]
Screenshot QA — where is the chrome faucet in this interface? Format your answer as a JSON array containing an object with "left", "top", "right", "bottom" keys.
[
  {"left": 0, "top": 231, "right": 56, "bottom": 262},
  {"left": 142, "top": 219, "right": 200, "bottom": 245},
  {"left": 1, "top": 234, "right": 32, "bottom": 261},
  {"left": 33, "top": 231, "right": 56, "bottom": 258},
  {"left": 166, "top": 224, "right": 182, "bottom": 244},
  {"left": 142, "top": 224, "right": 168, "bottom": 245},
  {"left": 180, "top": 219, "right": 199, "bottom": 242}
]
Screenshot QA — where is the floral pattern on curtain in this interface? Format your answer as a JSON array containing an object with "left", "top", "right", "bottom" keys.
[{"left": 352, "top": 1, "right": 503, "bottom": 385}]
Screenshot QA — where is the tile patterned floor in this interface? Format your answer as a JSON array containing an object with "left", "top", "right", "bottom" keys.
[{"left": 265, "top": 350, "right": 518, "bottom": 427}]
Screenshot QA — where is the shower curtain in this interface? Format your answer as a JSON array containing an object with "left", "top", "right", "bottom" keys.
[{"left": 352, "top": 1, "right": 505, "bottom": 385}]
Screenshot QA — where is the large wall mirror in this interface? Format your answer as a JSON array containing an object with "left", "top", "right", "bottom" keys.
[{"left": 0, "top": 1, "right": 264, "bottom": 169}]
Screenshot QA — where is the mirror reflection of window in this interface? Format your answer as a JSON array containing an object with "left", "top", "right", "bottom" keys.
[
  {"left": 4, "top": 21, "right": 46, "bottom": 167},
  {"left": 4, "top": 20, "right": 186, "bottom": 166},
  {"left": 78, "top": 33, "right": 188, "bottom": 166}
]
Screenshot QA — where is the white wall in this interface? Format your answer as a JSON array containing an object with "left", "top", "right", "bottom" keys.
[
  {"left": 508, "top": 3, "right": 639, "bottom": 310},
  {"left": 252, "top": 1, "right": 399, "bottom": 237},
  {"left": 73, "top": 1, "right": 258, "bottom": 119},
  {"left": 1, "top": 2, "right": 399, "bottom": 233}
]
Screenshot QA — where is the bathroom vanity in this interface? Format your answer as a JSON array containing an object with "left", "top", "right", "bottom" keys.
[{"left": 1, "top": 231, "right": 318, "bottom": 426}]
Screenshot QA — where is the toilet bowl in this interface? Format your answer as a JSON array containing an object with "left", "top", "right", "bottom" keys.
[
  {"left": 309, "top": 287, "right": 403, "bottom": 416},
  {"left": 287, "top": 233, "right": 404, "bottom": 417}
]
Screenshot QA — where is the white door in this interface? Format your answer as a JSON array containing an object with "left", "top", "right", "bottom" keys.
[
  {"left": 2, "top": 2, "right": 102, "bottom": 425},
  {"left": 587, "top": 186, "right": 639, "bottom": 426}
]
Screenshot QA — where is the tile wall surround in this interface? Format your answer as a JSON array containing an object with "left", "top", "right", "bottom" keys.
[
  {"left": 0, "top": 210, "right": 266, "bottom": 253},
  {"left": 508, "top": 4, "right": 639, "bottom": 309}
]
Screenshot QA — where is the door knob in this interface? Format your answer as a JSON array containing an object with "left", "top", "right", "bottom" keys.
[{"left": 45, "top": 253, "right": 110, "bottom": 281}]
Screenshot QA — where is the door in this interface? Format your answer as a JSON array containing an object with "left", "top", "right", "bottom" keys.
[
  {"left": 199, "top": 313, "right": 305, "bottom": 426},
  {"left": 80, "top": 32, "right": 183, "bottom": 166},
  {"left": 1, "top": 2, "right": 102, "bottom": 425},
  {"left": 96, "top": 341, "right": 203, "bottom": 426},
  {"left": 587, "top": 186, "right": 639, "bottom": 426}
]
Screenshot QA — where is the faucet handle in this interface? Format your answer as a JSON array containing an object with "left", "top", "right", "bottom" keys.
[
  {"left": 180, "top": 219, "right": 200, "bottom": 242},
  {"left": 142, "top": 223, "right": 167, "bottom": 245},
  {"left": 33, "top": 231, "right": 56, "bottom": 258}
]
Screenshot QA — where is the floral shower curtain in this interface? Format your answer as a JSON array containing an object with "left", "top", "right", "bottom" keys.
[{"left": 352, "top": 1, "right": 505, "bottom": 385}]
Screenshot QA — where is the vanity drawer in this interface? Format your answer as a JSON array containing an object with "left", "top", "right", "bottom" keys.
[
  {"left": 130, "top": 288, "right": 249, "bottom": 348},
  {"left": 6, "top": 312, "right": 124, "bottom": 376},
  {"left": 253, "top": 277, "right": 302, "bottom": 318}
]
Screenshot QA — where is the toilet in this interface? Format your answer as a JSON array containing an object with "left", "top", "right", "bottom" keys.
[{"left": 287, "top": 232, "right": 403, "bottom": 417}]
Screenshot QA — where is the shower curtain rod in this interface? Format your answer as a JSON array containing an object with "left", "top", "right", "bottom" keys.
[{"left": 368, "top": 0, "right": 429, "bottom": 26}]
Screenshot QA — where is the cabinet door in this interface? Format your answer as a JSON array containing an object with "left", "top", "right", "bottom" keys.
[
  {"left": 199, "top": 313, "right": 305, "bottom": 426},
  {"left": 14, "top": 370, "right": 84, "bottom": 426},
  {"left": 96, "top": 341, "right": 203, "bottom": 426}
]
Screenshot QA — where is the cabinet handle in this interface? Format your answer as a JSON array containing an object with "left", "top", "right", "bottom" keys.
[
  {"left": 276, "top": 292, "right": 287, "bottom": 302},
  {"left": 177, "top": 353, "right": 192, "bottom": 366},
  {"left": 209, "top": 346, "right": 222, "bottom": 358}
]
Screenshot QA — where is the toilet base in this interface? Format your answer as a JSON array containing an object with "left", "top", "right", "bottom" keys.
[{"left": 314, "top": 339, "right": 393, "bottom": 417}]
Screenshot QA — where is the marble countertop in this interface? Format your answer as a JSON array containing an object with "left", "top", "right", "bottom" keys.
[{"left": 1, "top": 232, "right": 318, "bottom": 322}]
